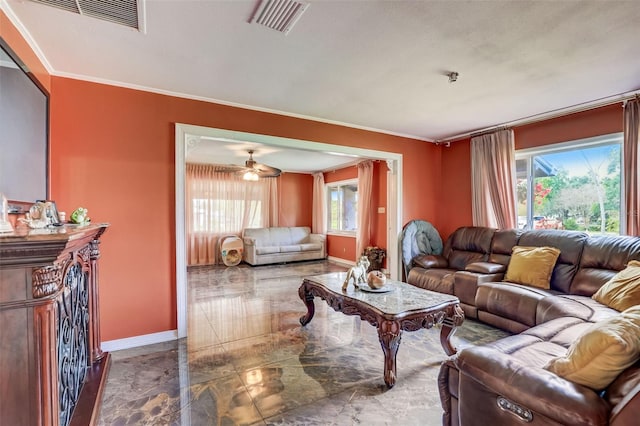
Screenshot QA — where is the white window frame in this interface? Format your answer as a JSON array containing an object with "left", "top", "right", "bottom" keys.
[
  {"left": 515, "top": 133, "right": 625, "bottom": 233},
  {"left": 326, "top": 178, "right": 358, "bottom": 237}
]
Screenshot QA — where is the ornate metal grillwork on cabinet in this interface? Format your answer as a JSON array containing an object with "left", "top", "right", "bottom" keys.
[{"left": 57, "top": 260, "right": 90, "bottom": 426}]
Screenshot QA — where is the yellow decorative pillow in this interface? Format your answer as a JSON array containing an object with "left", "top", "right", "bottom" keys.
[
  {"left": 592, "top": 260, "right": 640, "bottom": 311},
  {"left": 504, "top": 246, "right": 561, "bottom": 289},
  {"left": 544, "top": 305, "right": 640, "bottom": 390}
]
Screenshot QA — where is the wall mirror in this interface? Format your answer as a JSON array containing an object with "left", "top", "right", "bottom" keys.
[{"left": 0, "top": 37, "right": 49, "bottom": 208}]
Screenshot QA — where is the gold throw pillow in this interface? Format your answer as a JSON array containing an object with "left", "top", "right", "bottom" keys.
[
  {"left": 592, "top": 260, "right": 640, "bottom": 312},
  {"left": 544, "top": 305, "right": 640, "bottom": 390},
  {"left": 504, "top": 246, "right": 561, "bottom": 289}
]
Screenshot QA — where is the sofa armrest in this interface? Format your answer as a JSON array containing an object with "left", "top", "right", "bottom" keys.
[
  {"left": 438, "top": 358, "right": 460, "bottom": 426},
  {"left": 465, "top": 261, "right": 506, "bottom": 274},
  {"left": 308, "top": 233, "right": 326, "bottom": 243},
  {"left": 456, "top": 346, "right": 610, "bottom": 425},
  {"left": 453, "top": 271, "right": 505, "bottom": 307},
  {"left": 242, "top": 237, "right": 258, "bottom": 265},
  {"left": 610, "top": 382, "right": 640, "bottom": 426},
  {"left": 413, "top": 254, "right": 448, "bottom": 269},
  {"left": 309, "top": 233, "right": 326, "bottom": 258}
]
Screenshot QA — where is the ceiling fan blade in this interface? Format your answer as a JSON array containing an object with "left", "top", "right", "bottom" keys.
[
  {"left": 216, "top": 164, "right": 245, "bottom": 173},
  {"left": 254, "top": 163, "right": 282, "bottom": 177},
  {"left": 222, "top": 150, "right": 282, "bottom": 178}
]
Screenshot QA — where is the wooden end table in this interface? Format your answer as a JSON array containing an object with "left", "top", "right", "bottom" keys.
[{"left": 298, "top": 272, "right": 464, "bottom": 388}]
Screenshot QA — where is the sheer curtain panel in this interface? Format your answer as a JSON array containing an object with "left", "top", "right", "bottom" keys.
[
  {"left": 268, "top": 178, "right": 279, "bottom": 228},
  {"left": 471, "top": 129, "right": 518, "bottom": 229},
  {"left": 186, "top": 163, "right": 278, "bottom": 265},
  {"left": 356, "top": 161, "right": 373, "bottom": 259},
  {"left": 312, "top": 172, "right": 326, "bottom": 234},
  {"left": 624, "top": 98, "right": 640, "bottom": 236}
]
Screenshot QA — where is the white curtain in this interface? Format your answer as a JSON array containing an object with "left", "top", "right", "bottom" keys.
[
  {"left": 356, "top": 160, "right": 374, "bottom": 258},
  {"left": 624, "top": 98, "right": 640, "bottom": 236},
  {"left": 186, "top": 163, "right": 278, "bottom": 265},
  {"left": 471, "top": 129, "right": 518, "bottom": 229},
  {"left": 269, "top": 178, "right": 279, "bottom": 228},
  {"left": 312, "top": 172, "right": 326, "bottom": 234}
]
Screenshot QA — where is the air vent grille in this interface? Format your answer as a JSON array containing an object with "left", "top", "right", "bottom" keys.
[
  {"left": 249, "top": 0, "right": 309, "bottom": 35},
  {"left": 29, "top": 0, "right": 141, "bottom": 29}
]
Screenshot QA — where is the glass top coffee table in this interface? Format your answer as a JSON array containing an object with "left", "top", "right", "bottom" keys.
[{"left": 298, "top": 272, "right": 464, "bottom": 388}]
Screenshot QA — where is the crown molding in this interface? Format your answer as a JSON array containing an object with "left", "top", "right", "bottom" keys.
[{"left": 0, "top": 1, "right": 54, "bottom": 73}]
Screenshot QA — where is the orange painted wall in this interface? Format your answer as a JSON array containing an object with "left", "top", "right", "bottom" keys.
[
  {"left": 437, "top": 104, "right": 625, "bottom": 238},
  {"left": 324, "top": 164, "right": 357, "bottom": 184},
  {"left": 402, "top": 139, "right": 442, "bottom": 225},
  {"left": 326, "top": 234, "right": 358, "bottom": 262},
  {"left": 437, "top": 141, "right": 472, "bottom": 240},
  {"left": 278, "top": 173, "right": 313, "bottom": 227},
  {"left": 47, "top": 77, "right": 439, "bottom": 341},
  {"left": 515, "top": 104, "right": 622, "bottom": 150},
  {"left": 50, "top": 79, "right": 177, "bottom": 339}
]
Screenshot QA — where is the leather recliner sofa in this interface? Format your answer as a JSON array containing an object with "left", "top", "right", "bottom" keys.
[{"left": 406, "top": 226, "right": 640, "bottom": 425}]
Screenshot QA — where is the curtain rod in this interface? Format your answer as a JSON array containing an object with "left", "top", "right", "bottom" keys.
[
  {"left": 469, "top": 126, "right": 510, "bottom": 139},
  {"left": 435, "top": 89, "right": 640, "bottom": 144}
]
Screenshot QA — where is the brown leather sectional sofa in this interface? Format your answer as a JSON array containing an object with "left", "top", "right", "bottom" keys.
[{"left": 406, "top": 226, "right": 640, "bottom": 425}]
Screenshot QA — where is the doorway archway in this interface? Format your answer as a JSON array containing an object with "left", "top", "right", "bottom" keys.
[{"left": 175, "top": 123, "right": 403, "bottom": 337}]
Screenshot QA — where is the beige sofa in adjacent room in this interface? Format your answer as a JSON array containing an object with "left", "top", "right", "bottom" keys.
[{"left": 242, "top": 226, "right": 326, "bottom": 266}]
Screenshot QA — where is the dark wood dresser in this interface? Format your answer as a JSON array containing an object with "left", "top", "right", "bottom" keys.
[{"left": 0, "top": 224, "right": 110, "bottom": 425}]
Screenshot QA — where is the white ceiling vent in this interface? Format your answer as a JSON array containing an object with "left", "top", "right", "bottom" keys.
[
  {"left": 249, "top": 0, "right": 309, "bottom": 35},
  {"left": 29, "top": 0, "right": 143, "bottom": 30}
]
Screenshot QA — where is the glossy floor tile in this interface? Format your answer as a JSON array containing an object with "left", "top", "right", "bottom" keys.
[{"left": 98, "top": 261, "right": 509, "bottom": 425}]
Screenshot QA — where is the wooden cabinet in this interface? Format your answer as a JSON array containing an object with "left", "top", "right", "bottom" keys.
[{"left": 0, "top": 224, "right": 109, "bottom": 426}]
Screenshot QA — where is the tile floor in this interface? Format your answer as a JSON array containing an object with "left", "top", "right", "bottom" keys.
[{"left": 98, "top": 261, "right": 509, "bottom": 425}]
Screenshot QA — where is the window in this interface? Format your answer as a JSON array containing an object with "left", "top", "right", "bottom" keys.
[
  {"left": 326, "top": 180, "right": 358, "bottom": 234},
  {"left": 516, "top": 134, "right": 622, "bottom": 234},
  {"left": 191, "top": 198, "right": 262, "bottom": 233}
]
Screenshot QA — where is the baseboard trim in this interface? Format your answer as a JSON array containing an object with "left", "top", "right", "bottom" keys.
[
  {"left": 327, "top": 256, "right": 355, "bottom": 267},
  {"left": 101, "top": 330, "right": 178, "bottom": 352}
]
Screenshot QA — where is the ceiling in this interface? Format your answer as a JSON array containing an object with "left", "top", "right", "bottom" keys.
[
  {"left": 186, "top": 136, "right": 360, "bottom": 174},
  {"left": 3, "top": 0, "right": 640, "bottom": 172}
]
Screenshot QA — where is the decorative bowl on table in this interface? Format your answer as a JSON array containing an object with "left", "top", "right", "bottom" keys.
[{"left": 367, "top": 270, "right": 387, "bottom": 289}]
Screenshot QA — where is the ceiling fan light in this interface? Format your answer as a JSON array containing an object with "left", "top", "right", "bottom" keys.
[{"left": 243, "top": 171, "right": 259, "bottom": 181}]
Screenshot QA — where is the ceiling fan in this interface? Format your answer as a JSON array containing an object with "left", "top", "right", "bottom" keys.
[{"left": 222, "top": 150, "right": 282, "bottom": 180}]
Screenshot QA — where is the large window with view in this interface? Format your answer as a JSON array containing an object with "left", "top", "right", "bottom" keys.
[
  {"left": 191, "top": 198, "right": 262, "bottom": 233},
  {"left": 327, "top": 180, "right": 358, "bottom": 234},
  {"left": 515, "top": 134, "right": 623, "bottom": 234}
]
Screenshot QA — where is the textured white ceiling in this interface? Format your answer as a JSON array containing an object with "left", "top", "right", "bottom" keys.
[
  {"left": 3, "top": 0, "right": 640, "bottom": 169},
  {"left": 186, "top": 137, "right": 360, "bottom": 174}
]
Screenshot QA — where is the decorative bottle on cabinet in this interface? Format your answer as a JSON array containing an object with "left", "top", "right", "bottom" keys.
[{"left": 0, "top": 193, "right": 13, "bottom": 233}]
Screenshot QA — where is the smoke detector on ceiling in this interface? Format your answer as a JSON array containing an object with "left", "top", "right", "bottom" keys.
[
  {"left": 28, "top": 0, "right": 145, "bottom": 31},
  {"left": 249, "top": 0, "right": 310, "bottom": 35}
]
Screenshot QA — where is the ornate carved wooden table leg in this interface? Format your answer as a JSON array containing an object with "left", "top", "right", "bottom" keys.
[
  {"left": 377, "top": 320, "right": 402, "bottom": 388},
  {"left": 298, "top": 283, "right": 315, "bottom": 326},
  {"left": 440, "top": 304, "right": 465, "bottom": 356}
]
